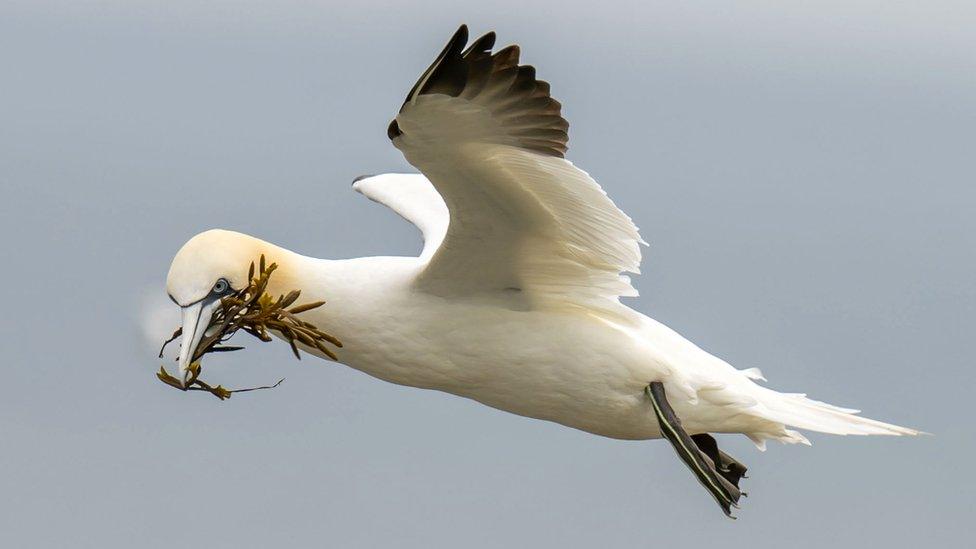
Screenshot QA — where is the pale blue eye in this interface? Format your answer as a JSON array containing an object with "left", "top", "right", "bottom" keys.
[{"left": 213, "top": 279, "right": 229, "bottom": 294}]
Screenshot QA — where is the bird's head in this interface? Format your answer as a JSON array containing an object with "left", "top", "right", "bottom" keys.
[{"left": 166, "top": 229, "right": 287, "bottom": 386}]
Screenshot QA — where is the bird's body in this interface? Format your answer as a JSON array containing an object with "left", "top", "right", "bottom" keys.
[
  {"left": 196, "top": 230, "right": 911, "bottom": 446},
  {"left": 254, "top": 251, "right": 668, "bottom": 441},
  {"left": 164, "top": 26, "right": 919, "bottom": 515},
  {"left": 286, "top": 254, "right": 666, "bottom": 440}
]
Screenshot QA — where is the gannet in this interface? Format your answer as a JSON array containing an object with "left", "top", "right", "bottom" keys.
[{"left": 164, "top": 26, "right": 919, "bottom": 516}]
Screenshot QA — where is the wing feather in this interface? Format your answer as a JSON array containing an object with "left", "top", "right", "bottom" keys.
[{"left": 385, "top": 26, "right": 644, "bottom": 311}]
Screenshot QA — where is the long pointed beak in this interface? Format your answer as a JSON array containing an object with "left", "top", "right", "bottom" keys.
[{"left": 177, "top": 299, "right": 217, "bottom": 387}]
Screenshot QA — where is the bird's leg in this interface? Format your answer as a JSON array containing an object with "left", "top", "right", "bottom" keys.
[{"left": 645, "top": 382, "right": 744, "bottom": 518}]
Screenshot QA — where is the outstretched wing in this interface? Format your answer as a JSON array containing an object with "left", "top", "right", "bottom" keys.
[{"left": 387, "top": 25, "right": 644, "bottom": 310}]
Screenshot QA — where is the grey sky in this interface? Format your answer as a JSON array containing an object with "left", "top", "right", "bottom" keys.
[{"left": 1, "top": 1, "right": 973, "bottom": 547}]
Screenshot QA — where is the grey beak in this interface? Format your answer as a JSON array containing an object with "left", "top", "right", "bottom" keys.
[{"left": 177, "top": 300, "right": 217, "bottom": 387}]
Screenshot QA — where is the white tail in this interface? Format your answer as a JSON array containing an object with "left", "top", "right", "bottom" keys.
[{"left": 758, "top": 389, "right": 922, "bottom": 440}]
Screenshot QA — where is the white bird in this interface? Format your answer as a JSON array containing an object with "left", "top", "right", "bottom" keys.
[{"left": 165, "top": 26, "right": 918, "bottom": 516}]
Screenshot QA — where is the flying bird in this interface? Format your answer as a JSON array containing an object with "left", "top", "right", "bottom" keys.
[{"left": 165, "top": 25, "right": 919, "bottom": 516}]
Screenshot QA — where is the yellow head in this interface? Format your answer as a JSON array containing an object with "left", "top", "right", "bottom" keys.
[{"left": 166, "top": 229, "right": 292, "bottom": 385}]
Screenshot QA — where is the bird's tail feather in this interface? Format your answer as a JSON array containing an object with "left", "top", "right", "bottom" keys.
[{"left": 756, "top": 390, "right": 922, "bottom": 440}]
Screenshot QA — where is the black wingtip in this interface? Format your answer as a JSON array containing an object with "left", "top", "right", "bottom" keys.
[
  {"left": 449, "top": 24, "right": 469, "bottom": 51},
  {"left": 387, "top": 119, "right": 402, "bottom": 140},
  {"left": 391, "top": 25, "right": 569, "bottom": 157},
  {"left": 462, "top": 30, "right": 496, "bottom": 56}
]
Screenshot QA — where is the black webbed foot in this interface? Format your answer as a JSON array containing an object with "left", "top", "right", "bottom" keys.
[
  {"left": 692, "top": 433, "right": 748, "bottom": 490},
  {"left": 646, "top": 382, "right": 748, "bottom": 518}
]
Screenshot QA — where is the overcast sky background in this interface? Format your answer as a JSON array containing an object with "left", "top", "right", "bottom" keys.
[{"left": 2, "top": 1, "right": 973, "bottom": 547}]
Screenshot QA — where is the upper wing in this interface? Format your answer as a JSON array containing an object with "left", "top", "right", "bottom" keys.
[{"left": 387, "top": 26, "right": 645, "bottom": 310}]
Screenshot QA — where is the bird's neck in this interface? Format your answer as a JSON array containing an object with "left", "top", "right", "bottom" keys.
[
  {"left": 272, "top": 254, "right": 422, "bottom": 337},
  {"left": 259, "top": 250, "right": 302, "bottom": 298}
]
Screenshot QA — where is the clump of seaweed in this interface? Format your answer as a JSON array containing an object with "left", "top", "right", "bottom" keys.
[{"left": 157, "top": 255, "right": 342, "bottom": 400}]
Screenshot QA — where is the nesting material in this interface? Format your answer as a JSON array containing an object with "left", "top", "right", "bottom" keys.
[{"left": 157, "top": 255, "right": 342, "bottom": 400}]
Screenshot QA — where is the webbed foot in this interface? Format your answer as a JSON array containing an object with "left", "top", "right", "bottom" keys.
[{"left": 646, "top": 382, "right": 747, "bottom": 518}]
